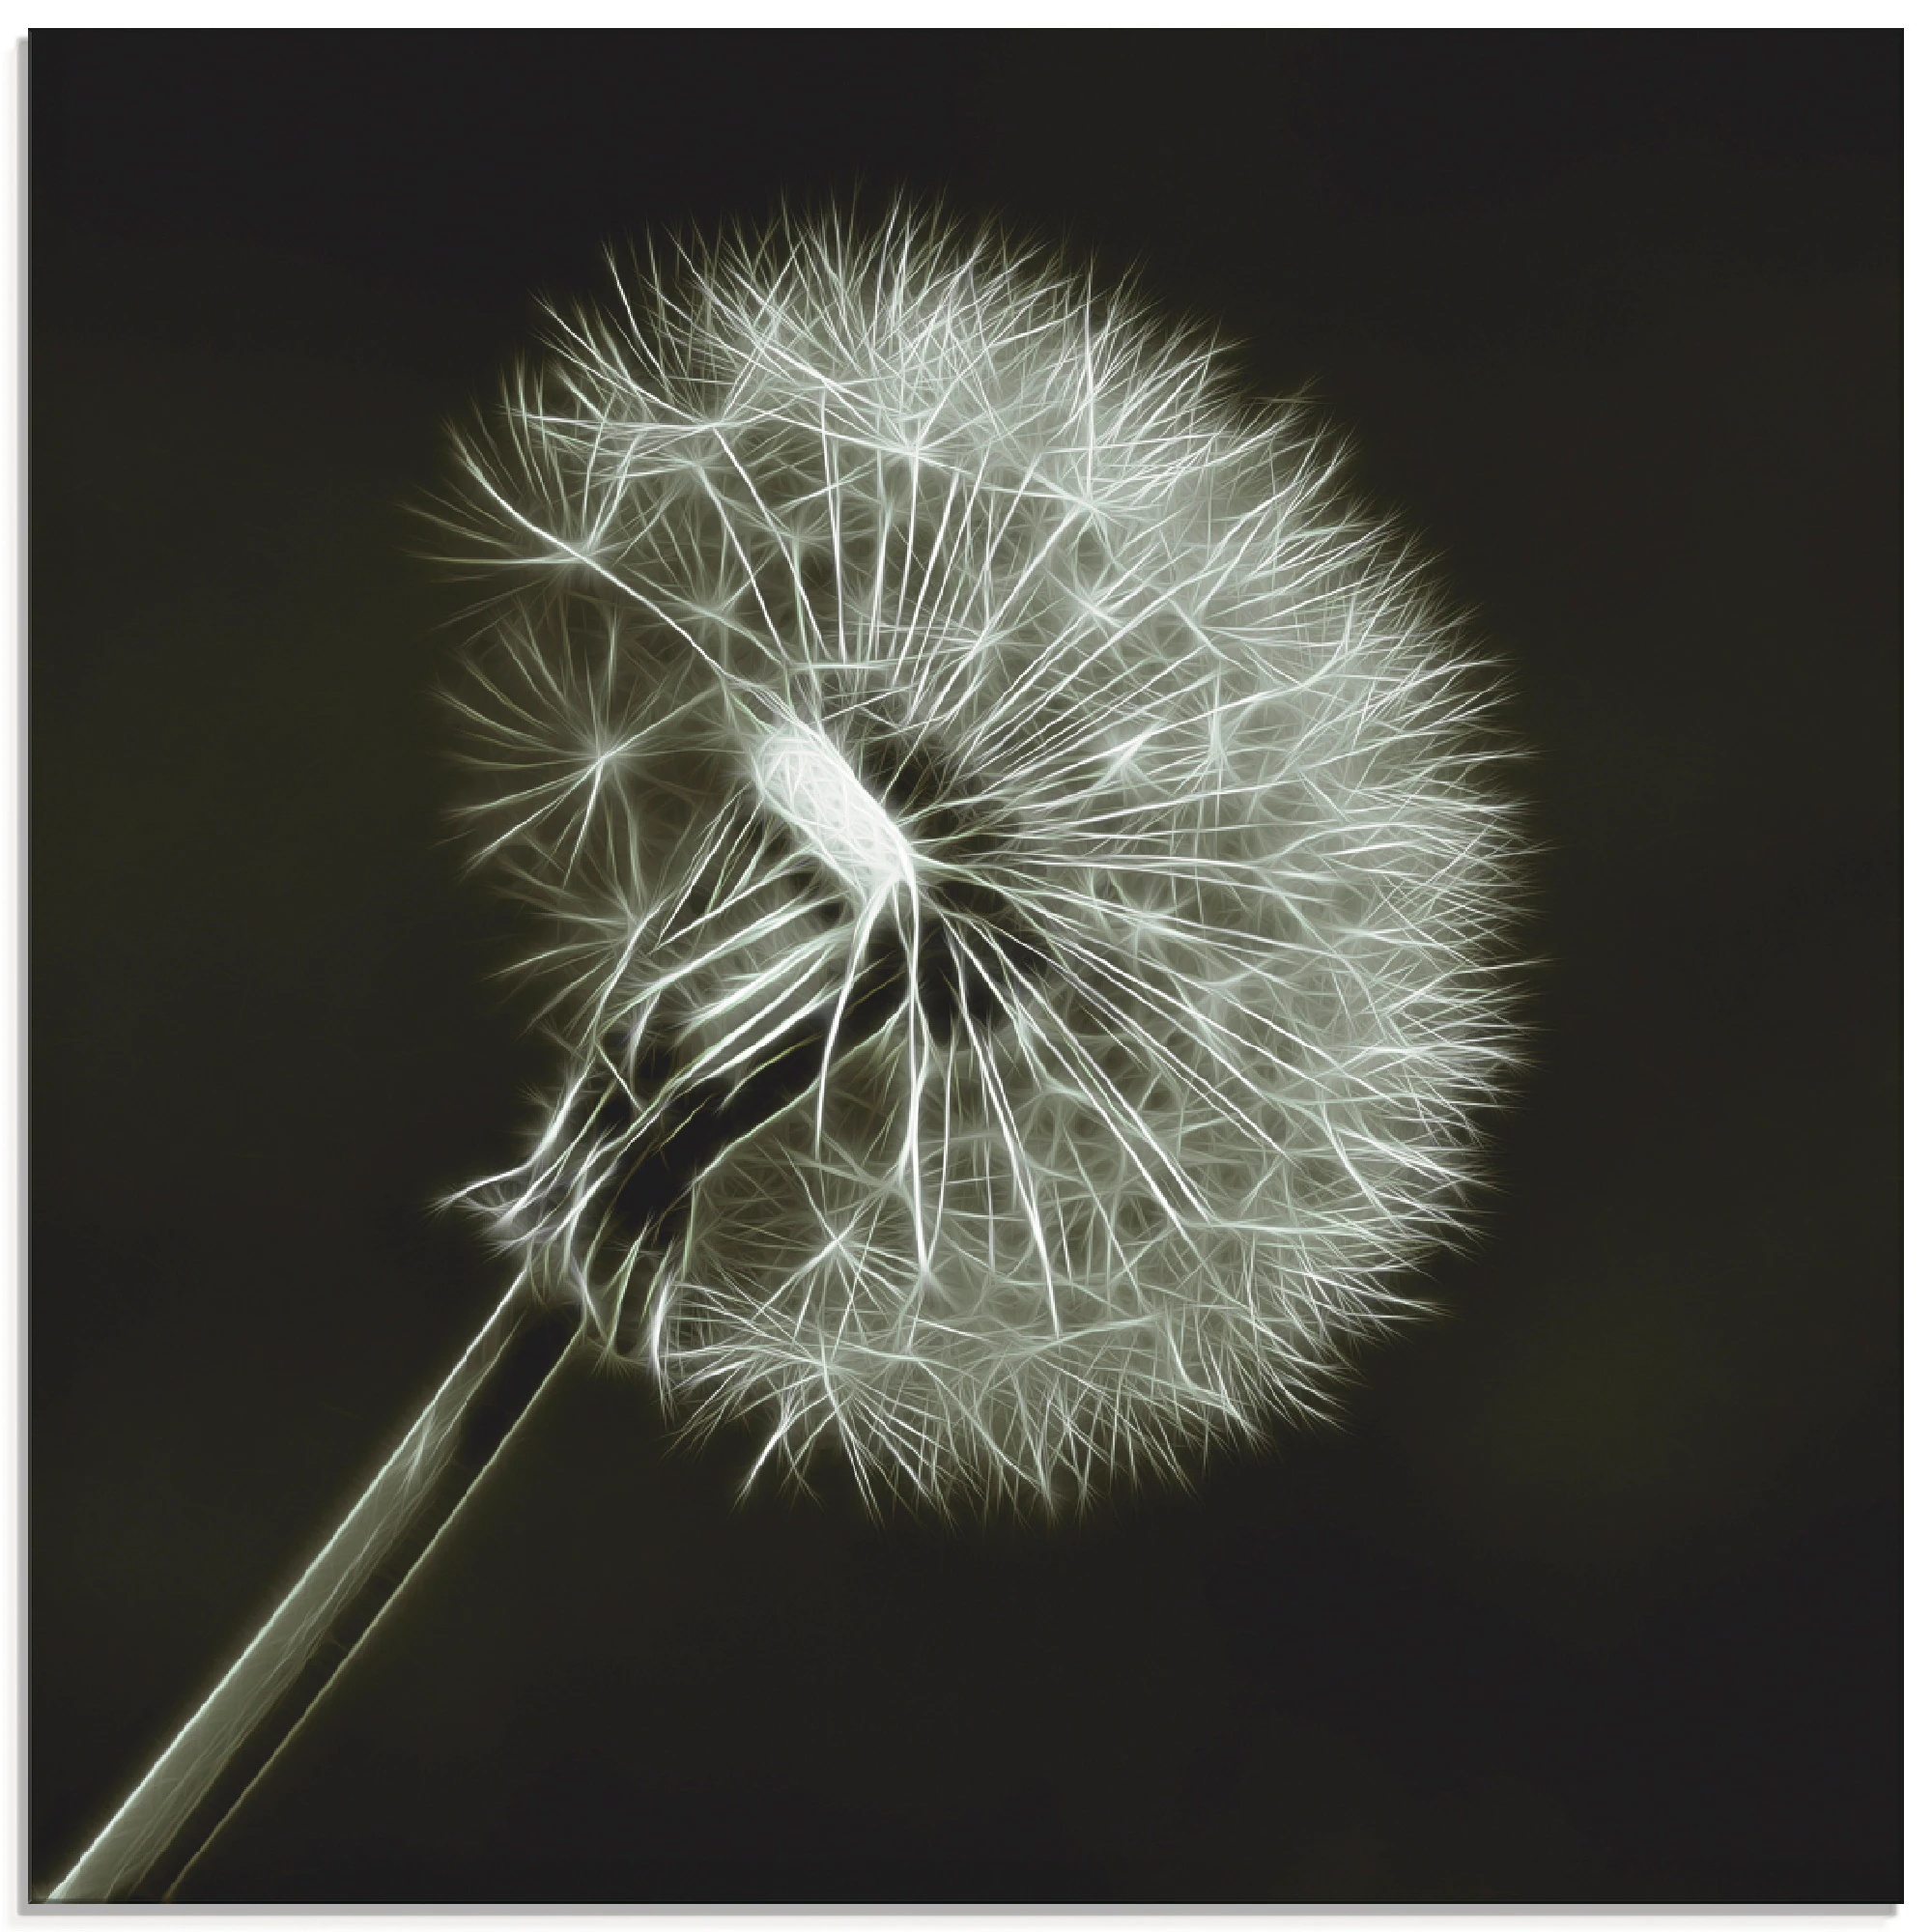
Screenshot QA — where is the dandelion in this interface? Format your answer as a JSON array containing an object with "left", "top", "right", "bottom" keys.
[
  {"left": 47, "top": 206, "right": 1520, "bottom": 1900},
  {"left": 443, "top": 205, "right": 1521, "bottom": 1514}
]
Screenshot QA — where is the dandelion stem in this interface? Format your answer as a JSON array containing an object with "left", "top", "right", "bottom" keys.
[
  {"left": 50, "top": 926, "right": 923, "bottom": 1903},
  {"left": 46, "top": 1285, "right": 582, "bottom": 1903}
]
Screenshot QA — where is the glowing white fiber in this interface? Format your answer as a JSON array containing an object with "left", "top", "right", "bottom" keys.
[{"left": 440, "top": 206, "right": 1522, "bottom": 1514}]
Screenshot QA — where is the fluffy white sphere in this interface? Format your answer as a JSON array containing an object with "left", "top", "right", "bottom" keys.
[{"left": 442, "top": 209, "right": 1521, "bottom": 1513}]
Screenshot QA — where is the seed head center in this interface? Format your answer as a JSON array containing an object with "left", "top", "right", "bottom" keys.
[{"left": 751, "top": 719, "right": 918, "bottom": 904}]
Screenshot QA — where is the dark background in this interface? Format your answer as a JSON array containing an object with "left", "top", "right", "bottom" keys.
[{"left": 30, "top": 30, "right": 1900, "bottom": 1906}]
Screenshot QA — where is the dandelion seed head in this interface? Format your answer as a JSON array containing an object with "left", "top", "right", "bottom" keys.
[{"left": 440, "top": 206, "right": 1523, "bottom": 1515}]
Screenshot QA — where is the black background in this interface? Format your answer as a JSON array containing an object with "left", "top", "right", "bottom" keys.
[{"left": 31, "top": 30, "right": 1900, "bottom": 1905}]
